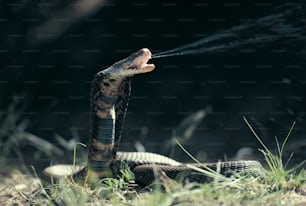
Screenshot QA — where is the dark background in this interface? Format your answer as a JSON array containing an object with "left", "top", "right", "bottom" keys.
[{"left": 0, "top": 0, "right": 305, "bottom": 170}]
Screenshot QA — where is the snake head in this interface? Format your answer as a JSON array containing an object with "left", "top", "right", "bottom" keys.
[{"left": 112, "top": 48, "right": 155, "bottom": 76}]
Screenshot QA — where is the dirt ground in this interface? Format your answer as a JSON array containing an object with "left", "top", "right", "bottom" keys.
[{"left": 0, "top": 170, "right": 43, "bottom": 205}]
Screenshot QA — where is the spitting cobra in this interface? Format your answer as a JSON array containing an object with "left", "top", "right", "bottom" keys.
[{"left": 43, "top": 48, "right": 264, "bottom": 186}]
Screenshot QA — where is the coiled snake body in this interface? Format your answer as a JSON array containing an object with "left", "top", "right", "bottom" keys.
[{"left": 43, "top": 48, "right": 263, "bottom": 186}]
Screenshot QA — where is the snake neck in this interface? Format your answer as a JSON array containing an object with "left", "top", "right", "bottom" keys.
[{"left": 88, "top": 71, "right": 126, "bottom": 178}]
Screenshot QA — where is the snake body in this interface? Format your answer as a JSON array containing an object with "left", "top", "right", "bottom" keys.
[{"left": 43, "top": 48, "right": 264, "bottom": 186}]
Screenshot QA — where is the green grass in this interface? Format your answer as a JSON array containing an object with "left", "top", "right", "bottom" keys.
[
  {"left": 28, "top": 118, "right": 305, "bottom": 206},
  {"left": 244, "top": 117, "right": 305, "bottom": 192}
]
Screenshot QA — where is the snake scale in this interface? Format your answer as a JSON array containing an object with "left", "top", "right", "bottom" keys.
[{"left": 43, "top": 48, "right": 263, "bottom": 186}]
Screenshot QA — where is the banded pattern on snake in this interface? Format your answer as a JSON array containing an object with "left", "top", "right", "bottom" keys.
[{"left": 43, "top": 48, "right": 264, "bottom": 186}]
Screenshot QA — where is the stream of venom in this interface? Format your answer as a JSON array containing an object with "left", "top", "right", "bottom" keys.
[{"left": 152, "top": 6, "right": 305, "bottom": 59}]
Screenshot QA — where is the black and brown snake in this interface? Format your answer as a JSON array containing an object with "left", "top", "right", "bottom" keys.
[{"left": 43, "top": 48, "right": 263, "bottom": 186}]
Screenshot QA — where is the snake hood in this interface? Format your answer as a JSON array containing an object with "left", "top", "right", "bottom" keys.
[{"left": 103, "top": 48, "right": 155, "bottom": 76}]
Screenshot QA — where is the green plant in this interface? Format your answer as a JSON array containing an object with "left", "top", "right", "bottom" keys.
[{"left": 244, "top": 117, "right": 305, "bottom": 191}]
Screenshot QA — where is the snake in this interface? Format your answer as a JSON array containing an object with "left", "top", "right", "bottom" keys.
[{"left": 43, "top": 48, "right": 264, "bottom": 186}]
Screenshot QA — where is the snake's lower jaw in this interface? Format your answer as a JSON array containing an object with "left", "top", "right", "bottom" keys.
[{"left": 139, "top": 64, "right": 155, "bottom": 73}]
